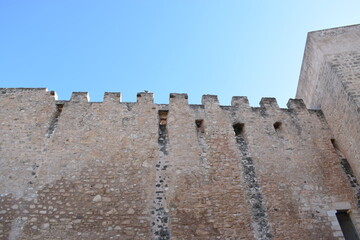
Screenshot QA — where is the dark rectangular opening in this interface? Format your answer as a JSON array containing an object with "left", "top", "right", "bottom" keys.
[
  {"left": 158, "top": 110, "right": 168, "bottom": 126},
  {"left": 233, "top": 123, "right": 244, "bottom": 136},
  {"left": 336, "top": 210, "right": 359, "bottom": 240},
  {"left": 195, "top": 119, "right": 205, "bottom": 133},
  {"left": 273, "top": 121, "right": 281, "bottom": 130}
]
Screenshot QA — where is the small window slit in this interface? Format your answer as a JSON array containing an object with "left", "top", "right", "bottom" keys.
[
  {"left": 233, "top": 123, "right": 244, "bottom": 136},
  {"left": 195, "top": 119, "right": 205, "bottom": 133},
  {"left": 158, "top": 110, "right": 168, "bottom": 126},
  {"left": 273, "top": 121, "right": 282, "bottom": 130}
]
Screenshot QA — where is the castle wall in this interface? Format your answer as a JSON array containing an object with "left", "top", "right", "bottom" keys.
[
  {"left": 0, "top": 88, "right": 56, "bottom": 199},
  {"left": 1, "top": 89, "right": 358, "bottom": 239}
]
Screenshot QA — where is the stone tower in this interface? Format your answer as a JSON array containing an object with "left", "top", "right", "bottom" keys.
[{"left": 297, "top": 24, "right": 360, "bottom": 181}]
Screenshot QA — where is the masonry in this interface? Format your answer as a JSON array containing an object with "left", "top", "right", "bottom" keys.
[{"left": 1, "top": 24, "right": 360, "bottom": 240}]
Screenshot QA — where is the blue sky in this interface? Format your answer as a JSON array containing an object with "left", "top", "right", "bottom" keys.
[{"left": 1, "top": 1, "right": 360, "bottom": 106}]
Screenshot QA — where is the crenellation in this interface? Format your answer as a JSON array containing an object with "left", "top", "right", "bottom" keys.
[
  {"left": 201, "top": 94, "right": 219, "bottom": 105},
  {"left": 103, "top": 92, "right": 121, "bottom": 103},
  {"left": 0, "top": 88, "right": 322, "bottom": 112},
  {"left": 70, "top": 92, "right": 89, "bottom": 103},
  {"left": 169, "top": 93, "right": 188, "bottom": 99},
  {"left": 169, "top": 93, "right": 188, "bottom": 104},
  {"left": 231, "top": 96, "right": 250, "bottom": 108},
  {"left": 259, "top": 97, "right": 280, "bottom": 109},
  {"left": 137, "top": 92, "right": 154, "bottom": 103},
  {"left": 286, "top": 98, "right": 307, "bottom": 111}
]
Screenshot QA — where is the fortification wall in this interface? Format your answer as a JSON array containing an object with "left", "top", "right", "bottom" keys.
[{"left": 0, "top": 88, "right": 358, "bottom": 239}]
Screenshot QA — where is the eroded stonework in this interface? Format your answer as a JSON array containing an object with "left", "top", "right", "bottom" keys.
[{"left": 1, "top": 24, "right": 360, "bottom": 239}]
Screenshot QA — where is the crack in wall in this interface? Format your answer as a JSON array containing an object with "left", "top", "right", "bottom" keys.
[
  {"left": 234, "top": 124, "right": 272, "bottom": 240},
  {"left": 151, "top": 111, "right": 170, "bottom": 240}
]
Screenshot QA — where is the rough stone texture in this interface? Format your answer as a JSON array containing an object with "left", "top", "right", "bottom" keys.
[
  {"left": 0, "top": 87, "right": 359, "bottom": 239},
  {"left": 1, "top": 24, "right": 360, "bottom": 239},
  {"left": 297, "top": 24, "right": 360, "bottom": 181}
]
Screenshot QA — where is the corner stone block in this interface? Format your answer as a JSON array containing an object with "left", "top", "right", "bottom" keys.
[
  {"left": 169, "top": 93, "right": 188, "bottom": 104},
  {"left": 70, "top": 92, "right": 89, "bottom": 103},
  {"left": 287, "top": 98, "right": 307, "bottom": 110},
  {"left": 231, "top": 96, "right": 250, "bottom": 108},
  {"left": 201, "top": 95, "right": 219, "bottom": 105},
  {"left": 104, "top": 92, "right": 121, "bottom": 103},
  {"left": 259, "top": 97, "right": 279, "bottom": 109},
  {"left": 137, "top": 92, "right": 154, "bottom": 104}
]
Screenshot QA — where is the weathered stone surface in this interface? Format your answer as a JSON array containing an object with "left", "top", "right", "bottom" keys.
[
  {"left": 1, "top": 24, "right": 360, "bottom": 239},
  {"left": 297, "top": 24, "right": 360, "bottom": 182}
]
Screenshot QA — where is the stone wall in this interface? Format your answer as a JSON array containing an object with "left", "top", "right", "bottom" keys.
[
  {"left": 296, "top": 24, "right": 360, "bottom": 182},
  {"left": 1, "top": 88, "right": 358, "bottom": 239}
]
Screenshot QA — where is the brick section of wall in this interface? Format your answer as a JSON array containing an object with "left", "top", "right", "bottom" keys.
[{"left": 0, "top": 89, "right": 358, "bottom": 239}]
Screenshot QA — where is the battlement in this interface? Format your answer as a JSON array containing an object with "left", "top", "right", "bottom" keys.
[
  {"left": 0, "top": 88, "right": 311, "bottom": 114},
  {"left": 0, "top": 86, "right": 354, "bottom": 240}
]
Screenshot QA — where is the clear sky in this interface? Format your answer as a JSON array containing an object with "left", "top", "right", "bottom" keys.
[{"left": 1, "top": 1, "right": 360, "bottom": 106}]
